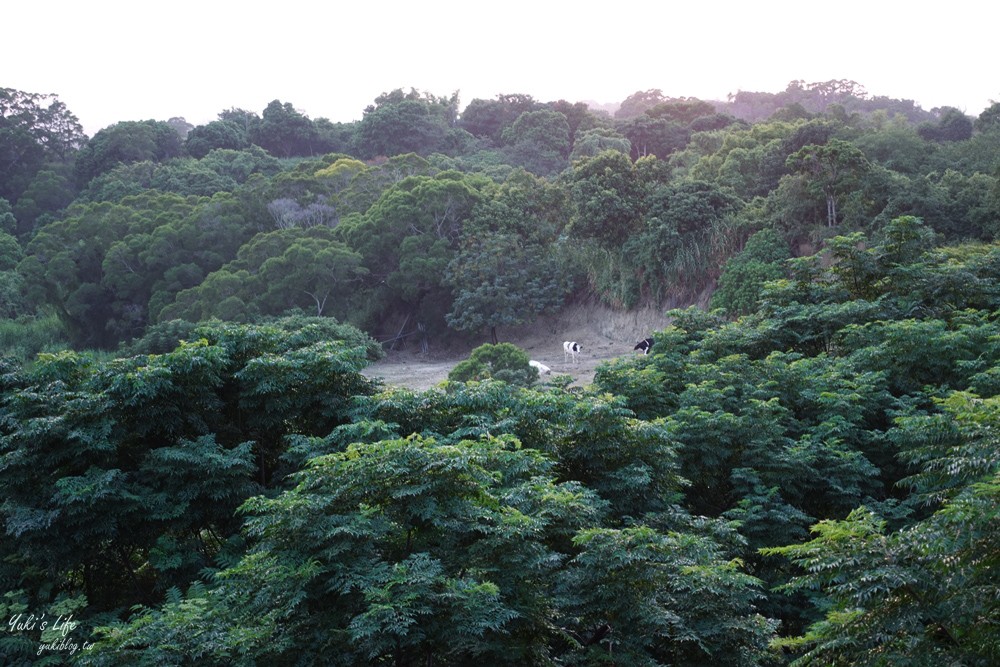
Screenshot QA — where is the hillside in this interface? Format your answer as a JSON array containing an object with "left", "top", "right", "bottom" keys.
[{"left": 2, "top": 80, "right": 1000, "bottom": 666}]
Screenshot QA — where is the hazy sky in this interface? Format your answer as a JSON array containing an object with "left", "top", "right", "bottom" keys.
[{"left": 9, "top": 1, "right": 998, "bottom": 137}]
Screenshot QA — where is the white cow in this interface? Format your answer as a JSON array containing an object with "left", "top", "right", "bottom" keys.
[
  {"left": 563, "top": 341, "right": 582, "bottom": 364},
  {"left": 529, "top": 360, "right": 551, "bottom": 375}
]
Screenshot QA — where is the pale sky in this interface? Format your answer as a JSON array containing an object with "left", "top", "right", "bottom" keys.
[{"left": 8, "top": 1, "right": 998, "bottom": 137}]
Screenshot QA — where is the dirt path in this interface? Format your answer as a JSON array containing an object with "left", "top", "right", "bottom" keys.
[
  {"left": 361, "top": 302, "right": 681, "bottom": 392},
  {"left": 361, "top": 340, "right": 618, "bottom": 391}
]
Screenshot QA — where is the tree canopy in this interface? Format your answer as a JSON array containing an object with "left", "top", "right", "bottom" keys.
[{"left": 2, "top": 80, "right": 1000, "bottom": 666}]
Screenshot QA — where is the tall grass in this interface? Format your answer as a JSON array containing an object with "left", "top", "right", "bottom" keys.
[
  {"left": 649, "top": 214, "right": 751, "bottom": 304},
  {"left": 0, "top": 314, "right": 70, "bottom": 364}
]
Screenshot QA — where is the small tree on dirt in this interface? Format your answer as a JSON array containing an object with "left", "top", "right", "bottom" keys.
[{"left": 447, "top": 342, "right": 538, "bottom": 386}]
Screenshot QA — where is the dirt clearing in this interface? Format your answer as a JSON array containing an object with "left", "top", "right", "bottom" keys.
[{"left": 361, "top": 302, "right": 682, "bottom": 392}]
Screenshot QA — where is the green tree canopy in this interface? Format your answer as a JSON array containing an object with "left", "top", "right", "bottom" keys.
[
  {"left": 786, "top": 138, "right": 871, "bottom": 226},
  {"left": 458, "top": 93, "right": 541, "bottom": 144},
  {"left": 21, "top": 191, "right": 255, "bottom": 347},
  {"left": 159, "top": 226, "right": 366, "bottom": 323},
  {"left": 0, "top": 318, "right": 379, "bottom": 663},
  {"left": 0, "top": 87, "right": 85, "bottom": 203},
  {"left": 356, "top": 89, "right": 463, "bottom": 159},
  {"left": 447, "top": 342, "right": 538, "bottom": 385},
  {"left": 74, "top": 119, "right": 184, "bottom": 187},
  {"left": 76, "top": 381, "right": 776, "bottom": 666},
  {"left": 570, "top": 127, "right": 631, "bottom": 161},
  {"left": 251, "top": 99, "right": 323, "bottom": 158},
  {"left": 568, "top": 149, "right": 646, "bottom": 248},
  {"left": 500, "top": 109, "right": 571, "bottom": 176},
  {"left": 711, "top": 227, "right": 791, "bottom": 315},
  {"left": 445, "top": 232, "right": 572, "bottom": 343},
  {"left": 184, "top": 118, "right": 250, "bottom": 158}
]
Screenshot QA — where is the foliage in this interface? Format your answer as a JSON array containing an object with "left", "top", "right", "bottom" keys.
[
  {"left": 162, "top": 226, "right": 368, "bottom": 323},
  {"left": 458, "top": 93, "right": 542, "bottom": 144},
  {"left": 763, "top": 392, "right": 1000, "bottom": 666},
  {"left": 77, "top": 147, "right": 281, "bottom": 205},
  {"left": 917, "top": 106, "right": 974, "bottom": 142},
  {"left": 11, "top": 168, "right": 76, "bottom": 237},
  {"left": 593, "top": 221, "right": 1000, "bottom": 637},
  {"left": 570, "top": 127, "right": 631, "bottom": 161},
  {"left": 355, "top": 89, "right": 463, "bottom": 159},
  {"left": 0, "top": 317, "right": 379, "bottom": 660},
  {"left": 0, "top": 313, "right": 67, "bottom": 363},
  {"left": 568, "top": 149, "right": 646, "bottom": 248},
  {"left": 0, "top": 87, "right": 84, "bottom": 206},
  {"left": 184, "top": 118, "right": 250, "bottom": 158},
  {"left": 445, "top": 232, "right": 573, "bottom": 342},
  {"left": 20, "top": 191, "right": 257, "bottom": 347},
  {"left": 617, "top": 113, "right": 691, "bottom": 160},
  {"left": 3, "top": 80, "right": 1000, "bottom": 665},
  {"left": 77, "top": 382, "right": 777, "bottom": 666},
  {"left": 601, "top": 176, "right": 746, "bottom": 303},
  {"left": 786, "top": 138, "right": 871, "bottom": 227},
  {"left": 711, "top": 228, "right": 792, "bottom": 315},
  {"left": 74, "top": 120, "right": 184, "bottom": 187},
  {"left": 447, "top": 342, "right": 538, "bottom": 386},
  {"left": 251, "top": 100, "right": 323, "bottom": 158},
  {"left": 336, "top": 169, "right": 490, "bottom": 332},
  {"left": 500, "top": 109, "right": 571, "bottom": 176}
]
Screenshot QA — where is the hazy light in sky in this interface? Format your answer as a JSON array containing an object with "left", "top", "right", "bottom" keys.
[{"left": 8, "top": 0, "right": 998, "bottom": 136}]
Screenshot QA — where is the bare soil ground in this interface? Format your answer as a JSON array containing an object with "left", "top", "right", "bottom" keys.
[{"left": 361, "top": 301, "right": 685, "bottom": 392}]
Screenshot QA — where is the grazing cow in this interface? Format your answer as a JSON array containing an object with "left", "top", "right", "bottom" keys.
[
  {"left": 529, "top": 360, "right": 551, "bottom": 375},
  {"left": 634, "top": 337, "right": 654, "bottom": 355},
  {"left": 563, "top": 341, "right": 582, "bottom": 364}
]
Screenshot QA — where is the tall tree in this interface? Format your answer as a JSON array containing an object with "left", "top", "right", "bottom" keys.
[
  {"left": 616, "top": 114, "right": 690, "bottom": 160},
  {"left": 614, "top": 89, "right": 667, "bottom": 119},
  {"left": 568, "top": 150, "right": 646, "bottom": 248},
  {"left": 458, "top": 93, "right": 541, "bottom": 144},
  {"left": 251, "top": 100, "right": 321, "bottom": 158},
  {"left": 336, "top": 170, "right": 489, "bottom": 328},
  {"left": 0, "top": 87, "right": 84, "bottom": 203},
  {"left": 764, "top": 392, "right": 1000, "bottom": 666},
  {"left": 500, "top": 109, "right": 571, "bottom": 176},
  {"left": 918, "top": 106, "right": 974, "bottom": 142},
  {"left": 356, "top": 89, "right": 462, "bottom": 159},
  {"left": 786, "top": 138, "right": 871, "bottom": 226},
  {"left": 184, "top": 119, "right": 250, "bottom": 158},
  {"left": 569, "top": 127, "right": 631, "bottom": 161},
  {"left": 74, "top": 120, "right": 184, "bottom": 186},
  {"left": 445, "top": 232, "right": 572, "bottom": 343},
  {"left": 0, "top": 318, "right": 378, "bottom": 661},
  {"left": 646, "top": 97, "right": 717, "bottom": 124}
]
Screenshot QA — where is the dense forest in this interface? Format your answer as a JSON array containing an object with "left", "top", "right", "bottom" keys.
[{"left": 1, "top": 79, "right": 999, "bottom": 665}]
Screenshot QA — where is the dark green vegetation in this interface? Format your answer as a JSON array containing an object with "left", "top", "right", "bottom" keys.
[
  {"left": 446, "top": 342, "right": 539, "bottom": 386},
  {"left": 1, "top": 80, "right": 999, "bottom": 664}
]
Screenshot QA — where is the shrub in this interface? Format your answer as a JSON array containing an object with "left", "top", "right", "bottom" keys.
[{"left": 447, "top": 342, "right": 538, "bottom": 386}]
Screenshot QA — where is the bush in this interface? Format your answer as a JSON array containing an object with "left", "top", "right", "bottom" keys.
[
  {"left": 711, "top": 228, "right": 791, "bottom": 315},
  {"left": 447, "top": 342, "right": 538, "bottom": 386}
]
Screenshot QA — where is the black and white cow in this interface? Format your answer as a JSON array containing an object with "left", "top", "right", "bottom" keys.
[
  {"left": 563, "top": 341, "right": 582, "bottom": 364},
  {"left": 633, "top": 337, "right": 654, "bottom": 355}
]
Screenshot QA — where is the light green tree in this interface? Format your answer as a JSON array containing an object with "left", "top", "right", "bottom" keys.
[
  {"left": 447, "top": 342, "right": 538, "bottom": 385},
  {"left": 786, "top": 139, "right": 871, "bottom": 226}
]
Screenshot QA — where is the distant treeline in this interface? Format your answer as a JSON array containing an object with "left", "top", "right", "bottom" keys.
[{"left": 0, "top": 79, "right": 998, "bottom": 354}]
